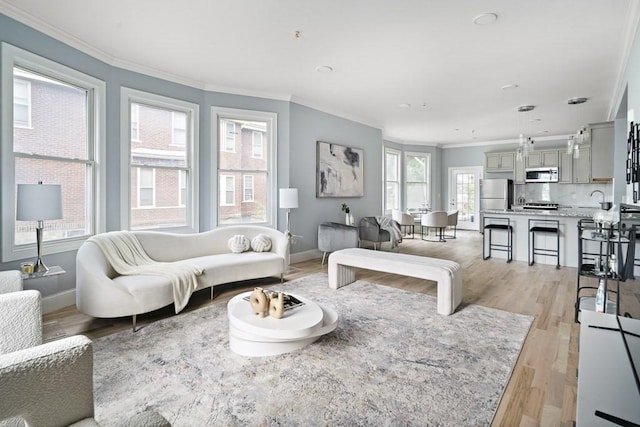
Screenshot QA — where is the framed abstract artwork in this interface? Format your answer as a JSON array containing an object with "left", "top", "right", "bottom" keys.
[{"left": 316, "top": 141, "right": 364, "bottom": 197}]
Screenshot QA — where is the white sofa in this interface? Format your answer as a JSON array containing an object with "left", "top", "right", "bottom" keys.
[{"left": 76, "top": 226, "right": 289, "bottom": 325}]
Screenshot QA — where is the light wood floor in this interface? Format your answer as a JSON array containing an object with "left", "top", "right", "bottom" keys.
[{"left": 42, "top": 230, "right": 640, "bottom": 426}]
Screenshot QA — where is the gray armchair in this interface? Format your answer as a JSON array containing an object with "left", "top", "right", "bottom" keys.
[
  {"left": 0, "top": 290, "right": 170, "bottom": 427},
  {"left": 358, "top": 216, "right": 401, "bottom": 250},
  {"left": 318, "top": 222, "right": 359, "bottom": 265}
]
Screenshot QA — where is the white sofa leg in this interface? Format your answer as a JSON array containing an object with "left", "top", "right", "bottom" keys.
[
  {"left": 132, "top": 315, "right": 137, "bottom": 333},
  {"left": 210, "top": 287, "right": 214, "bottom": 300}
]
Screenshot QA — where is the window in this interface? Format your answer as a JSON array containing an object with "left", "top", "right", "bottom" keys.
[
  {"left": 13, "top": 77, "right": 31, "bottom": 128},
  {"left": 1, "top": 43, "right": 106, "bottom": 262},
  {"left": 137, "top": 168, "right": 155, "bottom": 207},
  {"left": 121, "top": 88, "right": 199, "bottom": 232},
  {"left": 252, "top": 131, "right": 263, "bottom": 158},
  {"left": 223, "top": 122, "right": 236, "bottom": 152},
  {"left": 220, "top": 175, "right": 235, "bottom": 206},
  {"left": 172, "top": 111, "right": 186, "bottom": 146},
  {"left": 213, "top": 107, "right": 277, "bottom": 226},
  {"left": 384, "top": 148, "right": 400, "bottom": 212},
  {"left": 405, "top": 152, "right": 431, "bottom": 210},
  {"left": 243, "top": 175, "right": 254, "bottom": 202}
]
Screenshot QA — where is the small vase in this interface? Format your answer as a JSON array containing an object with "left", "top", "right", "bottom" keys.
[
  {"left": 345, "top": 213, "right": 351, "bottom": 225},
  {"left": 347, "top": 213, "right": 354, "bottom": 226}
]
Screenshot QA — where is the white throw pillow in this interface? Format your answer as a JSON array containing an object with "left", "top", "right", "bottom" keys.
[
  {"left": 251, "top": 234, "right": 272, "bottom": 252},
  {"left": 228, "top": 235, "right": 250, "bottom": 254}
]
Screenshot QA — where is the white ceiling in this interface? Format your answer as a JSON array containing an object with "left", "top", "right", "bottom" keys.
[{"left": 1, "top": 0, "right": 638, "bottom": 146}]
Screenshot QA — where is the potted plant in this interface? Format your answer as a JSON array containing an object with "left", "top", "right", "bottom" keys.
[{"left": 341, "top": 203, "right": 354, "bottom": 225}]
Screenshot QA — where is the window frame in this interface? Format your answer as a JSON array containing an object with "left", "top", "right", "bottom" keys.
[
  {"left": 384, "top": 147, "right": 401, "bottom": 213},
  {"left": 120, "top": 87, "right": 199, "bottom": 233},
  {"left": 211, "top": 107, "right": 277, "bottom": 227},
  {"left": 404, "top": 151, "right": 431, "bottom": 210},
  {"left": 1, "top": 42, "right": 106, "bottom": 262}
]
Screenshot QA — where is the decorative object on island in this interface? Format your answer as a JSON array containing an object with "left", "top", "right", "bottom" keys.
[
  {"left": 316, "top": 141, "right": 364, "bottom": 197},
  {"left": 250, "top": 287, "right": 269, "bottom": 317},
  {"left": 341, "top": 203, "right": 354, "bottom": 225},
  {"left": 16, "top": 181, "right": 63, "bottom": 273}
]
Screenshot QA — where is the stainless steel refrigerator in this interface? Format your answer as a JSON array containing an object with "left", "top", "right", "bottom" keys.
[{"left": 480, "top": 179, "right": 513, "bottom": 211}]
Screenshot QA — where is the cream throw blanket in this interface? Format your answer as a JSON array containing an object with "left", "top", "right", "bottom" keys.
[
  {"left": 88, "top": 231, "right": 203, "bottom": 314},
  {"left": 376, "top": 216, "right": 403, "bottom": 249}
]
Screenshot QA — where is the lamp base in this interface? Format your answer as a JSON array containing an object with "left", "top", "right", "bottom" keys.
[{"left": 33, "top": 257, "right": 49, "bottom": 273}]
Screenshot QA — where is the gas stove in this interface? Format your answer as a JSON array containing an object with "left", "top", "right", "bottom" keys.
[{"left": 522, "top": 202, "right": 559, "bottom": 210}]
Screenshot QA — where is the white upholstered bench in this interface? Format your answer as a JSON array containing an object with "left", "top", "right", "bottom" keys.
[{"left": 328, "top": 248, "right": 463, "bottom": 315}]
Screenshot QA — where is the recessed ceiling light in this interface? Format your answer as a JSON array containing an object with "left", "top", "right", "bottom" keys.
[
  {"left": 501, "top": 84, "right": 519, "bottom": 90},
  {"left": 567, "top": 97, "right": 588, "bottom": 105},
  {"left": 398, "top": 103, "right": 411, "bottom": 108},
  {"left": 473, "top": 12, "right": 498, "bottom": 25},
  {"left": 517, "top": 105, "right": 535, "bottom": 112},
  {"left": 315, "top": 65, "right": 333, "bottom": 73}
]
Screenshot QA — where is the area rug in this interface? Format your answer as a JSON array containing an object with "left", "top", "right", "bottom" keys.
[{"left": 92, "top": 273, "right": 532, "bottom": 426}]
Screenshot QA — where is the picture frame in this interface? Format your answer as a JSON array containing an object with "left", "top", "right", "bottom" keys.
[{"left": 316, "top": 141, "right": 364, "bottom": 198}]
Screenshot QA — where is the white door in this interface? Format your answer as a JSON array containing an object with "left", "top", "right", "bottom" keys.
[{"left": 448, "top": 167, "right": 482, "bottom": 231}]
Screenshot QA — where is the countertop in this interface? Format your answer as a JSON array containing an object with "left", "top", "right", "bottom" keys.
[{"left": 482, "top": 207, "right": 597, "bottom": 218}]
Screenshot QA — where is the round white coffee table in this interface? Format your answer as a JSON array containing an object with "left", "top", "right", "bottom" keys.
[{"left": 227, "top": 292, "right": 338, "bottom": 357}]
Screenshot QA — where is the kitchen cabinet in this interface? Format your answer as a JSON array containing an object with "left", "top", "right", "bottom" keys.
[
  {"left": 590, "top": 121, "right": 614, "bottom": 182},
  {"left": 485, "top": 152, "right": 515, "bottom": 172},
  {"left": 525, "top": 150, "right": 559, "bottom": 168},
  {"left": 574, "top": 146, "right": 591, "bottom": 183},
  {"left": 559, "top": 151, "right": 573, "bottom": 183}
]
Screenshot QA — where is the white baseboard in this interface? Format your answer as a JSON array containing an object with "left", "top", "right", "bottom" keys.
[
  {"left": 42, "top": 289, "right": 76, "bottom": 314},
  {"left": 290, "top": 249, "right": 322, "bottom": 264}
]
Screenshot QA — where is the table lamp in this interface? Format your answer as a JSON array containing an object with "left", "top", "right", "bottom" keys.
[{"left": 16, "top": 182, "right": 63, "bottom": 273}]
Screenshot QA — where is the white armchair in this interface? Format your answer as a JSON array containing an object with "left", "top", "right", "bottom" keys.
[
  {"left": 0, "top": 270, "right": 22, "bottom": 294},
  {"left": 392, "top": 210, "right": 416, "bottom": 238},
  {"left": 0, "top": 290, "right": 170, "bottom": 427},
  {"left": 421, "top": 211, "right": 448, "bottom": 242}
]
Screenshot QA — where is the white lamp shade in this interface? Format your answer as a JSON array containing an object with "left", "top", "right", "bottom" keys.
[
  {"left": 279, "top": 188, "right": 299, "bottom": 209},
  {"left": 16, "top": 183, "right": 63, "bottom": 221}
]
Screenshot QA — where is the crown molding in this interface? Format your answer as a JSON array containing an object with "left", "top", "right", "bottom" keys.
[{"left": 290, "top": 96, "right": 383, "bottom": 131}]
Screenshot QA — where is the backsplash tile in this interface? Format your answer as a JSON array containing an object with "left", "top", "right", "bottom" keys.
[{"left": 514, "top": 183, "right": 612, "bottom": 208}]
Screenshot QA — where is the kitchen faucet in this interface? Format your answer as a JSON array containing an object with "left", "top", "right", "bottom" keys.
[
  {"left": 590, "top": 189, "right": 612, "bottom": 210},
  {"left": 590, "top": 189, "right": 604, "bottom": 204}
]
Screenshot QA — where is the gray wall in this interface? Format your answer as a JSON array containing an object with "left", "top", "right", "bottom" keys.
[{"left": 291, "top": 103, "right": 383, "bottom": 253}]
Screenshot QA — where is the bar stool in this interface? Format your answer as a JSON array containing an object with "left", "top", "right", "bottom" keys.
[
  {"left": 483, "top": 216, "right": 513, "bottom": 263},
  {"left": 528, "top": 219, "right": 560, "bottom": 269}
]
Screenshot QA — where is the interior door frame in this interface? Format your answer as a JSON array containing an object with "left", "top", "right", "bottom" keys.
[{"left": 447, "top": 166, "right": 483, "bottom": 231}]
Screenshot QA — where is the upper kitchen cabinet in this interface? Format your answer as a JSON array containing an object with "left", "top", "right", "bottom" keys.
[
  {"left": 526, "top": 150, "right": 559, "bottom": 168},
  {"left": 485, "top": 152, "right": 515, "bottom": 172},
  {"left": 559, "top": 151, "right": 573, "bottom": 183},
  {"left": 589, "top": 122, "right": 614, "bottom": 182},
  {"left": 574, "top": 146, "right": 591, "bottom": 183}
]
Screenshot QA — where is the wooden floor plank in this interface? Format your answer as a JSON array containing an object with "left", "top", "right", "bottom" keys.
[{"left": 41, "top": 229, "right": 640, "bottom": 426}]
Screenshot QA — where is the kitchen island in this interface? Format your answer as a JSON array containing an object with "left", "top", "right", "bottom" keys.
[{"left": 481, "top": 208, "right": 596, "bottom": 268}]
